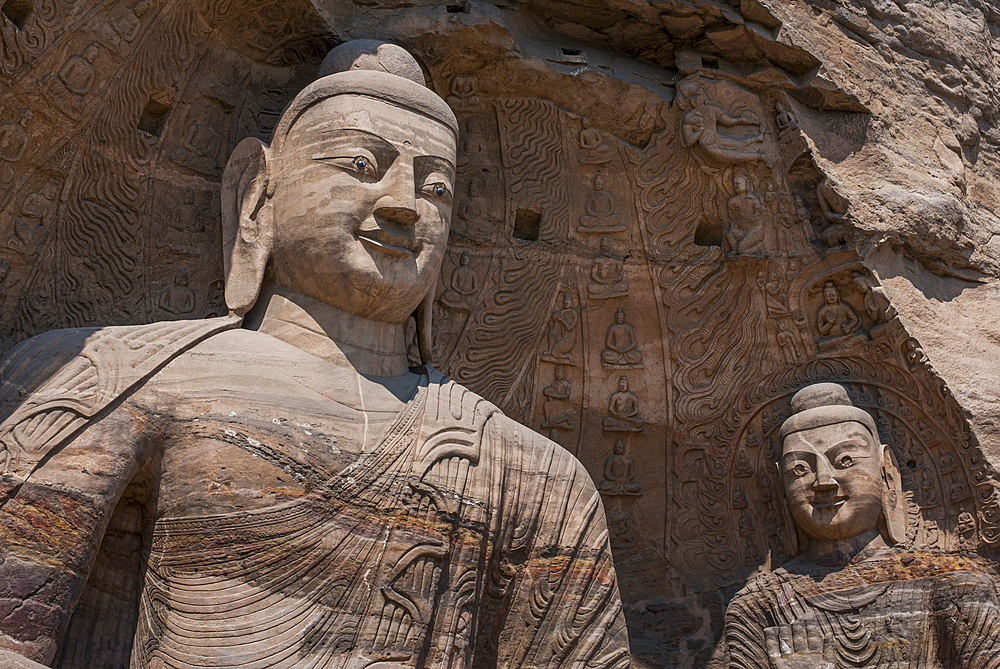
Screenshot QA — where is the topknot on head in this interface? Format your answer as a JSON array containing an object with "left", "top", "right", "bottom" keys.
[
  {"left": 789, "top": 382, "right": 854, "bottom": 415},
  {"left": 318, "top": 40, "right": 425, "bottom": 86}
]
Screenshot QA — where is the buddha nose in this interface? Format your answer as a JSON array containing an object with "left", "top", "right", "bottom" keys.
[
  {"left": 374, "top": 196, "right": 419, "bottom": 226},
  {"left": 374, "top": 165, "right": 419, "bottom": 227},
  {"left": 813, "top": 458, "right": 838, "bottom": 491}
]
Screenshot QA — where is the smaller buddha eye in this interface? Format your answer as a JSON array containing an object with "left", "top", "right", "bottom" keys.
[
  {"left": 838, "top": 455, "right": 854, "bottom": 468},
  {"left": 422, "top": 181, "right": 451, "bottom": 200},
  {"left": 791, "top": 463, "right": 808, "bottom": 477}
]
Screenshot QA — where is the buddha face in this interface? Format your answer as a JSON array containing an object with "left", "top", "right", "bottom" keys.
[
  {"left": 824, "top": 284, "right": 840, "bottom": 304},
  {"left": 618, "top": 376, "right": 628, "bottom": 392},
  {"left": 269, "top": 94, "right": 456, "bottom": 323},
  {"left": 780, "top": 421, "right": 884, "bottom": 541}
]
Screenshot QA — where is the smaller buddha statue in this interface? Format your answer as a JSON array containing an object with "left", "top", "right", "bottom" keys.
[
  {"left": 157, "top": 268, "right": 196, "bottom": 315},
  {"left": 578, "top": 173, "right": 624, "bottom": 233},
  {"left": 602, "top": 375, "right": 643, "bottom": 432},
  {"left": 542, "top": 292, "right": 579, "bottom": 364},
  {"left": 599, "top": 439, "right": 640, "bottom": 495},
  {"left": 774, "top": 100, "right": 798, "bottom": 137},
  {"left": 576, "top": 116, "right": 613, "bottom": 164},
  {"left": 438, "top": 250, "right": 478, "bottom": 311},
  {"left": 543, "top": 364, "right": 572, "bottom": 400},
  {"left": 587, "top": 236, "right": 628, "bottom": 299},
  {"left": 724, "top": 175, "right": 764, "bottom": 256},
  {"left": 445, "top": 73, "right": 479, "bottom": 108},
  {"left": 541, "top": 365, "right": 574, "bottom": 430},
  {"left": 160, "top": 188, "right": 207, "bottom": 253},
  {"left": 725, "top": 382, "right": 1000, "bottom": 669},
  {"left": 733, "top": 449, "right": 754, "bottom": 478},
  {"left": 816, "top": 280, "right": 868, "bottom": 352},
  {"left": 601, "top": 308, "right": 643, "bottom": 368}
]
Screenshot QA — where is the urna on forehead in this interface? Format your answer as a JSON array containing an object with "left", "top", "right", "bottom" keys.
[{"left": 269, "top": 40, "right": 459, "bottom": 162}]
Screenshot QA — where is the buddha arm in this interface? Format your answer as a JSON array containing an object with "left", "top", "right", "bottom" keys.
[
  {"left": 937, "top": 571, "right": 1000, "bottom": 668},
  {"left": 478, "top": 417, "right": 630, "bottom": 669},
  {"left": 0, "top": 405, "right": 154, "bottom": 665}
]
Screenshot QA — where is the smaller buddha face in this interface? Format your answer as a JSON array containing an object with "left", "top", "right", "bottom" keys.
[
  {"left": 84, "top": 44, "right": 99, "bottom": 62},
  {"left": 823, "top": 284, "right": 840, "bottom": 304},
  {"left": 562, "top": 292, "right": 572, "bottom": 309},
  {"left": 614, "top": 439, "right": 625, "bottom": 455},
  {"left": 781, "top": 421, "right": 884, "bottom": 541},
  {"left": 615, "top": 309, "right": 624, "bottom": 324},
  {"left": 593, "top": 174, "right": 604, "bottom": 190},
  {"left": 618, "top": 376, "right": 628, "bottom": 392},
  {"left": 459, "top": 251, "right": 469, "bottom": 266},
  {"left": 733, "top": 176, "right": 747, "bottom": 193}
]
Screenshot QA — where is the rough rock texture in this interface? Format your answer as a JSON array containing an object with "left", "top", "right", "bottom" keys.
[{"left": 1, "top": 1, "right": 999, "bottom": 668}]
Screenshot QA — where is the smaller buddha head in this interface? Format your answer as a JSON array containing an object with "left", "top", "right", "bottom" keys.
[
  {"left": 823, "top": 281, "right": 840, "bottom": 305},
  {"left": 779, "top": 382, "right": 906, "bottom": 548},
  {"left": 618, "top": 375, "right": 629, "bottom": 392},
  {"left": 593, "top": 173, "right": 605, "bottom": 191},
  {"left": 614, "top": 439, "right": 625, "bottom": 455},
  {"left": 562, "top": 291, "right": 572, "bottom": 309},
  {"left": 459, "top": 250, "right": 469, "bottom": 266},
  {"left": 733, "top": 175, "right": 747, "bottom": 194},
  {"left": 174, "top": 269, "right": 189, "bottom": 287},
  {"left": 615, "top": 308, "right": 625, "bottom": 324},
  {"left": 184, "top": 188, "right": 195, "bottom": 206},
  {"left": 599, "top": 236, "right": 612, "bottom": 254},
  {"left": 83, "top": 43, "right": 100, "bottom": 63}
]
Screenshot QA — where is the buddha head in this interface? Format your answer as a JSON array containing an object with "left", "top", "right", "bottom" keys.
[
  {"left": 823, "top": 281, "right": 840, "bottom": 305},
  {"left": 221, "top": 40, "right": 458, "bottom": 363},
  {"left": 615, "top": 308, "right": 625, "bottom": 324},
  {"left": 779, "top": 382, "right": 905, "bottom": 549}
]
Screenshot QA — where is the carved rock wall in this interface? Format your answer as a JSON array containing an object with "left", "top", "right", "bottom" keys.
[{"left": 1, "top": 1, "right": 999, "bottom": 668}]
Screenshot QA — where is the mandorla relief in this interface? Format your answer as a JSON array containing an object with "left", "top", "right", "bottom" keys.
[{"left": 0, "top": 4, "right": 997, "bottom": 669}]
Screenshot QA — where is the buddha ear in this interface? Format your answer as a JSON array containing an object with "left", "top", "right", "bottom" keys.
[
  {"left": 415, "top": 280, "right": 435, "bottom": 367},
  {"left": 881, "top": 443, "right": 907, "bottom": 545},
  {"left": 222, "top": 137, "right": 274, "bottom": 316}
]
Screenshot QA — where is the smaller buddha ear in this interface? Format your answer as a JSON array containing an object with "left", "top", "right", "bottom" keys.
[
  {"left": 222, "top": 137, "right": 273, "bottom": 316},
  {"left": 881, "top": 444, "right": 907, "bottom": 545}
]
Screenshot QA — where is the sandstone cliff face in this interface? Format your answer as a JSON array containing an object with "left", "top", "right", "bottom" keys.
[{"left": 0, "top": 1, "right": 998, "bottom": 667}]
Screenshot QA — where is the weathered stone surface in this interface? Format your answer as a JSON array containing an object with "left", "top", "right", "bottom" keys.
[{"left": 0, "top": 1, "right": 999, "bottom": 668}]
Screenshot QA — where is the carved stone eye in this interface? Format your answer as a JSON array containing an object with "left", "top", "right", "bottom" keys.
[
  {"left": 351, "top": 155, "right": 375, "bottom": 176},
  {"left": 838, "top": 455, "right": 854, "bottom": 468},
  {"left": 791, "top": 463, "right": 808, "bottom": 477}
]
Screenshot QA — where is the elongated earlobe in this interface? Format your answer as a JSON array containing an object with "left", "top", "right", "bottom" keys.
[
  {"left": 221, "top": 137, "right": 274, "bottom": 316},
  {"left": 881, "top": 444, "right": 907, "bottom": 545},
  {"left": 416, "top": 283, "right": 435, "bottom": 367}
]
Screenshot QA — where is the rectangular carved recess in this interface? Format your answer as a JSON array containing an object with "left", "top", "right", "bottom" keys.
[
  {"left": 138, "top": 99, "right": 172, "bottom": 138},
  {"left": 513, "top": 208, "right": 541, "bottom": 241},
  {"left": 2, "top": 0, "right": 32, "bottom": 30}
]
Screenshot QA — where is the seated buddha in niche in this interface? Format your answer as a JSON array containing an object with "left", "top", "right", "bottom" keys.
[
  {"left": 438, "top": 250, "right": 478, "bottom": 311},
  {"left": 0, "top": 41, "right": 629, "bottom": 669},
  {"left": 578, "top": 173, "right": 624, "bottom": 233},
  {"left": 587, "top": 236, "right": 628, "bottom": 299},
  {"left": 601, "top": 308, "right": 642, "bottom": 368},
  {"left": 599, "top": 438, "right": 640, "bottom": 495},
  {"left": 816, "top": 280, "right": 868, "bottom": 352},
  {"left": 725, "top": 382, "right": 1000, "bottom": 669},
  {"left": 602, "top": 375, "right": 643, "bottom": 432}
]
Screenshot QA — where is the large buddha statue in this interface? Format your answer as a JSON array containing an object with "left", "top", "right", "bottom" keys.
[
  {"left": 725, "top": 383, "right": 1000, "bottom": 669},
  {"left": 0, "top": 41, "right": 629, "bottom": 669}
]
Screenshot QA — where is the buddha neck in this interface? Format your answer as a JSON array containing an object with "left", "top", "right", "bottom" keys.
[
  {"left": 253, "top": 285, "right": 410, "bottom": 378},
  {"left": 805, "top": 528, "right": 887, "bottom": 567}
]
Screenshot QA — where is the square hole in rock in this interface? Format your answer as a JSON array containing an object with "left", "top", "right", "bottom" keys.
[
  {"left": 2, "top": 0, "right": 32, "bottom": 30},
  {"left": 138, "top": 99, "right": 171, "bottom": 137},
  {"left": 513, "top": 208, "right": 541, "bottom": 241}
]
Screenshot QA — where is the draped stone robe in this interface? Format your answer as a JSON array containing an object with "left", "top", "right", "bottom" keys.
[
  {"left": 0, "top": 318, "right": 630, "bottom": 669},
  {"left": 725, "top": 549, "right": 1000, "bottom": 669}
]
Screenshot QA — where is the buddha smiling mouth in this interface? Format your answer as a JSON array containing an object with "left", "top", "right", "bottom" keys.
[
  {"left": 356, "top": 228, "right": 418, "bottom": 256},
  {"left": 812, "top": 496, "right": 848, "bottom": 510}
]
